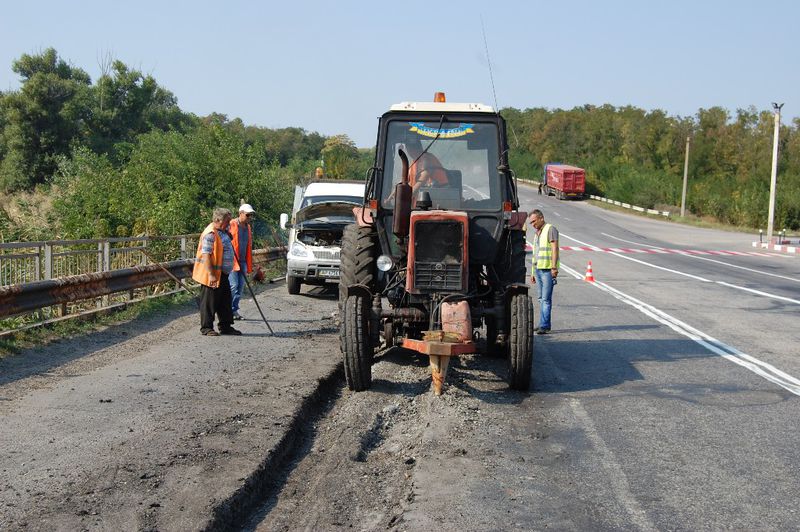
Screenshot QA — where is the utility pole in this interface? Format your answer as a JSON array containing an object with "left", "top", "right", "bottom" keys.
[
  {"left": 680, "top": 135, "right": 691, "bottom": 217},
  {"left": 767, "top": 103, "right": 783, "bottom": 240}
]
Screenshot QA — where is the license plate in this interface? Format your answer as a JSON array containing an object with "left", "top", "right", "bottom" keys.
[{"left": 319, "top": 269, "right": 340, "bottom": 277}]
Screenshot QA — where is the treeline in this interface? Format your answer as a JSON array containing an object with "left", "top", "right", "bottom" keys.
[
  {"left": 0, "top": 48, "right": 371, "bottom": 242},
  {"left": 503, "top": 105, "right": 800, "bottom": 229},
  {"left": 2, "top": 48, "right": 797, "bottom": 242}
]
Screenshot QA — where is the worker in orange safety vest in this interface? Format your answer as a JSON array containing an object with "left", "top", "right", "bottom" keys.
[
  {"left": 193, "top": 207, "right": 241, "bottom": 336},
  {"left": 228, "top": 203, "right": 254, "bottom": 320}
]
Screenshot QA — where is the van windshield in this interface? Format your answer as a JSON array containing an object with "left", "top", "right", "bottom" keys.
[
  {"left": 300, "top": 195, "right": 363, "bottom": 209},
  {"left": 381, "top": 120, "right": 502, "bottom": 211}
]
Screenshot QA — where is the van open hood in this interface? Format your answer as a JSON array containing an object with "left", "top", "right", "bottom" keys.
[{"left": 294, "top": 201, "right": 358, "bottom": 225}]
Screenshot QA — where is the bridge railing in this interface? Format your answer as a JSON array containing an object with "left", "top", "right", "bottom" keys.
[
  {"left": 0, "top": 235, "right": 198, "bottom": 287},
  {"left": 0, "top": 235, "right": 286, "bottom": 336}
]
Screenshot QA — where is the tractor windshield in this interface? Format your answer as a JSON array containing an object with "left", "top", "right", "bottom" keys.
[{"left": 380, "top": 120, "right": 503, "bottom": 211}]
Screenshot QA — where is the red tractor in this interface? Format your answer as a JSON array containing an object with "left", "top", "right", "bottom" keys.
[{"left": 339, "top": 93, "right": 532, "bottom": 394}]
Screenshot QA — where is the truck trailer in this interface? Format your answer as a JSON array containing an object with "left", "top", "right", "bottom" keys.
[{"left": 543, "top": 163, "right": 586, "bottom": 200}]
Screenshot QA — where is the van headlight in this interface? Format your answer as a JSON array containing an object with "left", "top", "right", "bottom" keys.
[
  {"left": 290, "top": 242, "right": 312, "bottom": 258},
  {"left": 377, "top": 255, "right": 393, "bottom": 272}
]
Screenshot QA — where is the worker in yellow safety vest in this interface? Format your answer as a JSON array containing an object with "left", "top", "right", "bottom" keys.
[
  {"left": 193, "top": 207, "right": 241, "bottom": 336},
  {"left": 529, "top": 209, "right": 559, "bottom": 334}
]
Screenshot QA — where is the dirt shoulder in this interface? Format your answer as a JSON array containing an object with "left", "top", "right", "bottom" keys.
[{"left": 0, "top": 283, "right": 341, "bottom": 531}]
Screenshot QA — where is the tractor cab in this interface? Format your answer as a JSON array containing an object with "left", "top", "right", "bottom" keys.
[{"left": 372, "top": 101, "right": 518, "bottom": 265}]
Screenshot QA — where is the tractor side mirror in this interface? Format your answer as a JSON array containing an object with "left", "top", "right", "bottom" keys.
[{"left": 279, "top": 213, "right": 290, "bottom": 230}]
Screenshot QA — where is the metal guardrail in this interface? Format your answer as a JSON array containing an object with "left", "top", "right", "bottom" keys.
[
  {"left": 0, "top": 235, "right": 197, "bottom": 287},
  {"left": 0, "top": 246, "right": 286, "bottom": 331},
  {"left": 0, "top": 260, "right": 194, "bottom": 317},
  {"left": 588, "top": 195, "right": 671, "bottom": 217},
  {"left": 516, "top": 178, "right": 672, "bottom": 218}
]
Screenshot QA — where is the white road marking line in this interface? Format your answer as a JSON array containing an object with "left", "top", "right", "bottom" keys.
[
  {"left": 563, "top": 233, "right": 799, "bottom": 304},
  {"left": 715, "top": 281, "right": 800, "bottom": 304},
  {"left": 565, "top": 393, "right": 658, "bottom": 531},
  {"left": 602, "top": 233, "right": 800, "bottom": 284},
  {"left": 559, "top": 264, "right": 800, "bottom": 397}
]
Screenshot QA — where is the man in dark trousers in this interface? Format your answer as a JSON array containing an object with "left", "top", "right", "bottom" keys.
[
  {"left": 529, "top": 209, "right": 559, "bottom": 334},
  {"left": 192, "top": 207, "right": 242, "bottom": 336}
]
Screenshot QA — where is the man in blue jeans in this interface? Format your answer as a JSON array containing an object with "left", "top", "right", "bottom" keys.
[
  {"left": 228, "top": 203, "right": 255, "bottom": 320},
  {"left": 529, "top": 209, "right": 559, "bottom": 334}
]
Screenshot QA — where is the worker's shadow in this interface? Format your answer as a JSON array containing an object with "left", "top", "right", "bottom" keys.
[
  {"left": 267, "top": 325, "right": 339, "bottom": 338},
  {"left": 533, "top": 337, "right": 719, "bottom": 393}
]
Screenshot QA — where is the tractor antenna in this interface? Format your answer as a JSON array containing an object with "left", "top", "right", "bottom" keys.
[
  {"left": 480, "top": 16, "right": 499, "bottom": 113},
  {"left": 481, "top": 16, "right": 519, "bottom": 148}
]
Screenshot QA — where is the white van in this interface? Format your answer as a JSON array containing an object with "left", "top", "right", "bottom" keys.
[{"left": 279, "top": 180, "right": 365, "bottom": 295}]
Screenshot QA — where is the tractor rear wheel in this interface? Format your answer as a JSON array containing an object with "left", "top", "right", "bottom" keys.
[
  {"left": 341, "top": 294, "right": 373, "bottom": 391},
  {"left": 507, "top": 293, "right": 533, "bottom": 390}
]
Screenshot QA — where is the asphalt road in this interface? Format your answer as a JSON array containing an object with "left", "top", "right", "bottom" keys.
[{"left": 517, "top": 183, "right": 800, "bottom": 529}]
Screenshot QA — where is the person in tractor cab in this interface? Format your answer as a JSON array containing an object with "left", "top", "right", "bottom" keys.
[
  {"left": 382, "top": 139, "right": 451, "bottom": 208},
  {"left": 405, "top": 139, "right": 448, "bottom": 193}
]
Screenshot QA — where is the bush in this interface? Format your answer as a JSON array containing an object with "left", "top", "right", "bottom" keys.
[{"left": 53, "top": 124, "right": 298, "bottom": 239}]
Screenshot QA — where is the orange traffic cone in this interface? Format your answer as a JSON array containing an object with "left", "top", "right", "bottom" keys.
[{"left": 584, "top": 260, "right": 596, "bottom": 282}]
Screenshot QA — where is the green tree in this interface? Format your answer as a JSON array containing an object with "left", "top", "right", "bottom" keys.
[
  {"left": 87, "top": 60, "right": 194, "bottom": 159},
  {"left": 0, "top": 48, "right": 91, "bottom": 190},
  {"left": 321, "top": 134, "right": 360, "bottom": 179}
]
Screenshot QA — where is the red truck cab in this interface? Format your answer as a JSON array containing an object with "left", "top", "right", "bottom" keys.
[{"left": 543, "top": 163, "right": 586, "bottom": 200}]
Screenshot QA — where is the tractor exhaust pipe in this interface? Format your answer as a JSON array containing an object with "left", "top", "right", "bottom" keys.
[{"left": 392, "top": 148, "right": 412, "bottom": 238}]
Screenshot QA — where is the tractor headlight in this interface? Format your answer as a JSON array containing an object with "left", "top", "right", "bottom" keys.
[
  {"left": 290, "top": 242, "right": 311, "bottom": 258},
  {"left": 377, "top": 254, "right": 393, "bottom": 272}
]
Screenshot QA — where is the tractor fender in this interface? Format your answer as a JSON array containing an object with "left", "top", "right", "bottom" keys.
[
  {"left": 509, "top": 211, "right": 528, "bottom": 229},
  {"left": 505, "top": 283, "right": 529, "bottom": 298},
  {"left": 344, "top": 283, "right": 373, "bottom": 299}
]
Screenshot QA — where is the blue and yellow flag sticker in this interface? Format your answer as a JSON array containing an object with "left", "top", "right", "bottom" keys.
[{"left": 409, "top": 122, "right": 474, "bottom": 139}]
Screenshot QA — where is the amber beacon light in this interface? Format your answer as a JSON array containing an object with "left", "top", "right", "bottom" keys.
[{"left": 433, "top": 92, "right": 446, "bottom": 102}]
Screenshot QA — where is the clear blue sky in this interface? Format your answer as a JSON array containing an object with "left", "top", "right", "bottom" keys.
[{"left": 1, "top": 0, "right": 797, "bottom": 147}]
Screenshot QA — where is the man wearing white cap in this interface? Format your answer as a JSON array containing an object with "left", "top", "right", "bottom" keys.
[{"left": 228, "top": 203, "right": 255, "bottom": 320}]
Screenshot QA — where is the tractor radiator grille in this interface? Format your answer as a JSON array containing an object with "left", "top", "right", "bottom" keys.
[
  {"left": 412, "top": 220, "right": 464, "bottom": 292},
  {"left": 414, "top": 262, "right": 462, "bottom": 291}
]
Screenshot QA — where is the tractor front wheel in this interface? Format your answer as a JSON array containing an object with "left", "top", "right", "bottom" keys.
[
  {"left": 507, "top": 294, "right": 533, "bottom": 390},
  {"left": 339, "top": 224, "right": 378, "bottom": 308},
  {"left": 341, "top": 294, "right": 373, "bottom": 391}
]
